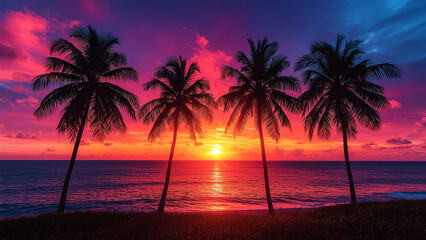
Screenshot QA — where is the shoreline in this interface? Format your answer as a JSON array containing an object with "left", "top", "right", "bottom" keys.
[
  {"left": 1, "top": 206, "right": 315, "bottom": 220},
  {"left": 1, "top": 200, "right": 424, "bottom": 239}
]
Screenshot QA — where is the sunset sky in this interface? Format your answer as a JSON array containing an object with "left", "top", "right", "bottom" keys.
[{"left": 0, "top": 0, "right": 425, "bottom": 161}]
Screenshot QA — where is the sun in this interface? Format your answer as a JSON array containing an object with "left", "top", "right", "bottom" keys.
[
  {"left": 211, "top": 148, "right": 221, "bottom": 155},
  {"left": 208, "top": 145, "right": 223, "bottom": 156}
]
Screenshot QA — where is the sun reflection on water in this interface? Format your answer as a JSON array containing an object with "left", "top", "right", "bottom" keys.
[{"left": 208, "top": 161, "right": 227, "bottom": 210}]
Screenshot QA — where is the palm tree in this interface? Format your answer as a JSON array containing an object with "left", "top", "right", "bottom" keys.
[
  {"left": 218, "top": 38, "right": 300, "bottom": 214},
  {"left": 33, "top": 25, "right": 139, "bottom": 213},
  {"left": 294, "top": 35, "right": 400, "bottom": 203},
  {"left": 139, "top": 56, "right": 216, "bottom": 213}
]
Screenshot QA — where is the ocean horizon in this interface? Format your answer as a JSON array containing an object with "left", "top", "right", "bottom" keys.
[{"left": 1, "top": 160, "right": 425, "bottom": 217}]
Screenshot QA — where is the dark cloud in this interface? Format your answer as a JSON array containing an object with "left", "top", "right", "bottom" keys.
[
  {"left": 0, "top": 83, "right": 26, "bottom": 99},
  {"left": 0, "top": 82, "right": 35, "bottom": 109},
  {"left": 45, "top": 148, "right": 55, "bottom": 152},
  {"left": 0, "top": 43, "right": 18, "bottom": 59},
  {"left": 407, "top": 129, "right": 423, "bottom": 138},
  {"left": 292, "top": 149, "right": 304, "bottom": 156},
  {"left": 386, "top": 137, "right": 412, "bottom": 145},
  {"left": 104, "top": 142, "right": 113, "bottom": 146},
  {"left": 361, "top": 143, "right": 377, "bottom": 149},
  {"left": 80, "top": 139, "right": 90, "bottom": 146},
  {"left": 4, "top": 132, "right": 39, "bottom": 139}
]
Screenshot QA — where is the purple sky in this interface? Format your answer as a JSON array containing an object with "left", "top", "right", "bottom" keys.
[{"left": 0, "top": 0, "right": 425, "bottom": 160}]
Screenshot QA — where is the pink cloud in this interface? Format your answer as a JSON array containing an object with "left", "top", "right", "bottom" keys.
[
  {"left": 0, "top": 9, "right": 49, "bottom": 80},
  {"left": 389, "top": 99, "right": 402, "bottom": 109},
  {"left": 415, "top": 117, "right": 426, "bottom": 127},
  {"left": 16, "top": 96, "right": 38, "bottom": 107},
  {"left": 9, "top": 85, "right": 29, "bottom": 92},
  {"left": 0, "top": 9, "right": 80, "bottom": 82},
  {"left": 190, "top": 33, "right": 233, "bottom": 97},
  {"left": 196, "top": 34, "right": 209, "bottom": 48}
]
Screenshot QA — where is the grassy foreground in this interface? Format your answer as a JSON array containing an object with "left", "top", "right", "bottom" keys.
[{"left": 1, "top": 200, "right": 425, "bottom": 240}]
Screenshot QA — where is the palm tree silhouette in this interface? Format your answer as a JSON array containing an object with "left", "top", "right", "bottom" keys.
[
  {"left": 219, "top": 38, "right": 300, "bottom": 214},
  {"left": 33, "top": 25, "right": 139, "bottom": 213},
  {"left": 139, "top": 56, "right": 216, "bottom": 213},
  {"left": 294, "top": 35, "right": 400, "bottom": 203}
]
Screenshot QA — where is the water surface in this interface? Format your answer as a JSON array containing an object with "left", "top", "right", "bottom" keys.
[{"left": 0, "top": 160, "right": 425, "bottom": 217}]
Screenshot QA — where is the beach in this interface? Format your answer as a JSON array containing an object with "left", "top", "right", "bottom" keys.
[{"left": 1, "top": 200, "right": 424, "bottom": 239}]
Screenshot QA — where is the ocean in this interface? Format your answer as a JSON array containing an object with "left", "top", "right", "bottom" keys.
[{"left": 0, "top": 160, "right": 425, "bottom": 217}]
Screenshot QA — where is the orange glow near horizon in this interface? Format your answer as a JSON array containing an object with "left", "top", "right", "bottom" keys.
[
  {"left": 208, "top": 145, "right": 223, "bottom": 156},
  {"left": 0, "top": 8, "right": 425, "bottom": 161}
]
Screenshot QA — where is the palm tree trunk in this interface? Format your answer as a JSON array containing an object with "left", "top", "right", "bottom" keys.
[
  {"left": 157, "top": 116, "right": 179, "bottom": 213},
  {"left": 257, "top": 111, "right": 275, "bottom": 215},
  {"left": 57, "top": 102, "right": 90, "bottom": 213},
  {"left": 342, "top": 128, "right": 357, "bottom": 203}
]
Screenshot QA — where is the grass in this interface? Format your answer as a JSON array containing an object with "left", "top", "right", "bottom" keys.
[{"left": 1, "top": 200, "right": 425, "bottom": 239}]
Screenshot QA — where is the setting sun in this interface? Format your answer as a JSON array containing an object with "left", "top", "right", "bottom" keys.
[
  {"left": 211, "top": 149, "right": 221, "bottom": 155},
  {"left": 208, "top": 145, "right": 223, "bottom": 156}
]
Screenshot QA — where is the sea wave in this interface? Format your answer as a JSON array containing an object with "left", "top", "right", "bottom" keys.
[{"left": 386, "top": 191, "right": 426, "bottom": 199}]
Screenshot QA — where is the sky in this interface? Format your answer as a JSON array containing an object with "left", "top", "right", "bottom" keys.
[{"left": 0, "top": 0, "right": 425, "bottom": 161}]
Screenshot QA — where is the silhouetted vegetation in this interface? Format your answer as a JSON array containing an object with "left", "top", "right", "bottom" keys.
[
  {"left": 139, "top": 56, "right": 216, "bottom": 212},
  {"left": 219, "top": 38, "right": 300, "bottom": 214},
  {"left": 32, "top": 25, "right": 139, "bottom": 213},
  {"left": 1, "top": 200, "right": 424, "bottom": 239},
  {"left": 295, "top": 35, "right": 401, "bottom": 203}
]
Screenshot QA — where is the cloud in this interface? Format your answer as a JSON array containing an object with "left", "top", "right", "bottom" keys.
[
  {"left": 196, "top": 34, "right": 209, "bottom": 48},
  {"left": 340, "top": 0, "right": 426, "bottom": 63},
  {"left": 15, "top": 96, "right": 39, "bottom": 107},
  {"left": 8, "top": 85, "right": 29, "bottom": 92},
  {"left": 45, "top": 148, "right": 55, "bottom": 152},
  {"left": 407, "top": 129, "right": 423, "bottom": 138},
  {"left": 389, "top": 99, "right": 402, "bottom": 109},
  {"left": 292, "top": 148, "right": 304, "bottom": 157},
  {"left": 104, "top": 142, "right": 113, "bottom": 146},
  {"left": 415, "top": 117, "right": 426, "bottom": 127},
  {"left": 0, "top": 43, "right": 19, "bottom": 59},
  {"left": 0, "top": 9, "right": 49, "bottom": 80},
  {"left": 386, "top": 137, "right": 412, "bottom": 145},
  {"left": 0, "top": 83, "right": 36, "bottom": 109},
  {"left": 0, "top": 9, "right": 80, "bottom": 82},
  {"left": 4, "top": 132, "right": 40, "bottom": 140},
  {"left": 80, "top": 139, "right": 91, "bottom": 146},
  {"left": 190, "top": 33, "right": 232, "bottom": 97},
  {"left": 361, "top": 142, "right": 377, "bottom": 149},
  {"left": 324, "top": 149, "right": 336, "bottom": 153}
]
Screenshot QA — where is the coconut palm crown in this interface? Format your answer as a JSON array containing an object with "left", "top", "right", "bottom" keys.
[
  {"left": 139, "top": 56, "right": 216, "bottom": 212},
  {"left": 33, "top": 25, "right": 139, "bottom": 213},
  {"left": 294, "top": 34, "right": 401, "bottom": 203},
  {"left": 218, "top": 38, "right": 300, "bottom": 214}
]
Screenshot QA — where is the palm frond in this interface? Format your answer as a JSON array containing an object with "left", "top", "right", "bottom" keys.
[
  {"left": 34, "top": 83, "right": 82, "bottom": 119},
  {"left": 102, "top": 67, "right": 138, "bottom": 82},
  {"left": 33, "top": 72, "right": 82, "bottom": 90}
]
